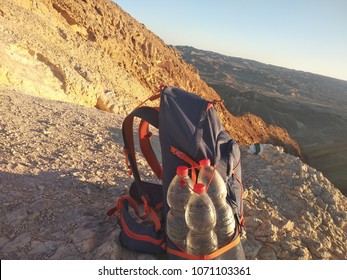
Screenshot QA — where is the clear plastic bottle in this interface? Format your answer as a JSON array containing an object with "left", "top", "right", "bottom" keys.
[
  {"left": 166, "top": 166, "right": 193, "bottom": 251},
  {"left": 185, "top": 183, "right": 217, "bottom": 255},
  {"left": 198, "top": 159, "right": 236, "bottom": 247},
  {"left": 248, "top": 143, "right": 265, "bottom": 155}
]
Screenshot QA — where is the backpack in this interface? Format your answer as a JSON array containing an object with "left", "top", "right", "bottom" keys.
[{"left": 107, "top": 86, "right": 245, "bottom": 259}]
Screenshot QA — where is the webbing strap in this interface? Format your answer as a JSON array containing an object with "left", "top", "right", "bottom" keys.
[
  {"left": 119, "top": 213, "right": 164, "bottom": 245},
  {"left": 141, "top": 195, "right": 162, "bottom": 232},
  {"left": 135, "top": 93, "right": 161, "bottom": 110},
  {"left": 138, "top": 112, "right": 162, "bottom": 179},
  {"left": 110, "top": 195, "right": 162, "bottom": 232},
  {"left": 170, "top": 146, "right": 200, "bottom": 183},
  {"left": 231, "top": 159, "right": 244, "bottom": 223},
  {"left": 122, "top": 106, "right": 160, "bottom": 201},
  {"left": 166, "top": 235, "right": 241, "bottom": 260}
]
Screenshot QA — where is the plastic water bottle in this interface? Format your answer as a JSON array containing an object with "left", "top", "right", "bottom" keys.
[
  {"left": 248, "top": 143, "right": 265, "bottom": 155},
  {"left": 198, "top": 159, "right": 236, "bottom": 247},
  {"left": 166, "top": 166, "right": 193, "bottom": 251},
  {"left": 185, "top": 183, "right": 217, "bottom": 255}
]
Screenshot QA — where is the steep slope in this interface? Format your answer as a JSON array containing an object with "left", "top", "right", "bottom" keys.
[
  {"left": 176, "top": 46, "right": 347, "bottom": 195},
  {"left": 1, "top": 0, "right": 150, "bottom": 114},
  {"left": 1, "top": 88, "right": 346, "bottom": 260},
  {"left": 0, "top": 0, "right": 302, "bottom": 158}
]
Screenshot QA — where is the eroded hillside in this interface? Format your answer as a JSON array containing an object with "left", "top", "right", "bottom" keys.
[{"left": 0, "top": 0, "right": 302, "bottom": 157}]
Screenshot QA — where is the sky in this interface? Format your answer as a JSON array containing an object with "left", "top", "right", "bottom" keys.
[{"left": 114, "top": 0, "right": 347, "bottom": 81}]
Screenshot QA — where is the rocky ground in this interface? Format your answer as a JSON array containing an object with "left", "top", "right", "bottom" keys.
[
  {"left": 242, "top": 146, "right": 347, "bottom": 259},
  {"left": 1, "top": 88, "right": 346, "bottom": 260}
]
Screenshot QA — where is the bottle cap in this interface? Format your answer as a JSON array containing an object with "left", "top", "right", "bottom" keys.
[
  {"left": 194, "top": 183, "right": 206, "bottom": 194},
  {"left": 176, "top": 166, "right": 188, "bottom": 176},
  {"left": 199, "top": 159, "right": 211, "bottom": 166}
]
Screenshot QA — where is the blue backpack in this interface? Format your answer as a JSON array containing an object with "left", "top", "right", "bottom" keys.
[{"left": 107, "top": 86, "right": 245, "bottom": 259}]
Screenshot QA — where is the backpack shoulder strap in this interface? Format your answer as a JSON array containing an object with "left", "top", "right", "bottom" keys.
[
  {"left": 138, "top": 108, "right": 162, "bottom": 179},
  {"left": 122, "top": 106, "right": 161, "bottom": 202}
]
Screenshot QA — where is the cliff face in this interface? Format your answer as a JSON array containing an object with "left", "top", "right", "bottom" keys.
[
  {"left": 1, "top": 0, "right": 150, "bottom": 114},
  {"left": 0, "top": 0, "right": 302, "bottom": 157}
]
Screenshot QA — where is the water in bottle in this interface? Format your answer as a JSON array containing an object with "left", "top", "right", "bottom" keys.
[
  {"left": 198, "top": 159, "right": 235, "bottom": 247},
  {"left": 166, "top": 166, "right": 193, "bottom": 251},
  {"left": 185, "top": 183, "right": 218, "bottom": 255}
]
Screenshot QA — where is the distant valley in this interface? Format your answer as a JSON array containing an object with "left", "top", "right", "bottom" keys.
[{"left": 176, "top": 46, "right": 347, "bottom": 195}]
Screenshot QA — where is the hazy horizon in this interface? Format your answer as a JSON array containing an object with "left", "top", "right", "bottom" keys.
[{"left": 114, "top": 0, "right": 347, "bottom": 82}]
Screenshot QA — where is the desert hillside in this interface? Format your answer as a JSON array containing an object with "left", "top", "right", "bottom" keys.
[
  {"left": 0, "top": 0, "right": 302, "bottom": 157},
  {"left": 0, "top": 0, "right": 346, "bottom": 260},
  {"left": 176, "top": 46, "right": 347, "bottom": 195}
]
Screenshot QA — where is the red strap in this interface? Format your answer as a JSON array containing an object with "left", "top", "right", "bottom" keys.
[
  {"left": 154, "top": 202, "right": 163, "bottom": 212},
  {"left": 119, "top": 211, "right": 164, "bottom": 245},
  {"left": 134, "top": 85, "right": 164, "bottom": 110},
  {"left": 206, "top": 103, "right": 214, "bottom": 111},
  {"left": 122, "top": 114, "right": 137, "bottom": 177},
  {"left": 116, "top": 195, "right": 143, "bottom": 218},
  {"left": 166, "top": 235, "right": 241, "bottom": 260},
  {"left": 157, "top": 84, "right": 167, "bottom": 93},
  {"left": 170, "top": 146, "right": 199, "bottom": 183},
  {"left": 106, "top": 206, "right": 118, "bottom": 217},
  {"left": 139, "top": 118, "right": 163, "bottom": 179},
  {"left": 113, "top": 195, "right": 164, "bottom": 244},
  {"left": 231, "top": 159, "right": 241, "bottom": 175},
  {"left": 169, "top": 146, "right": 199, "bottom": 169},
  {"left": 113, "top": 195, "right": 162, "bottom": 232},
  {"left": 149, "top": 93, "right": 161, "bottom": 101},
  {"left": 141, "top": 196, "right": 161, "bottom": 232},
  {"left": 205, "top": 167, "right": 216, "bottom": 192},
  {"left": 123, "top": 147, "right": 133, "bottom": 176},
  {"left": 122, "top": 106, "right": 160, "bottom": 202}
]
